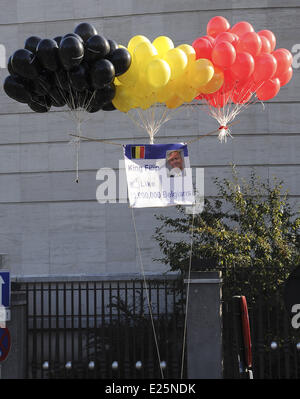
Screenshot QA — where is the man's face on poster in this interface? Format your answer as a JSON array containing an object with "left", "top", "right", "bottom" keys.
[{"left": 167, "top": 151, "right": 184, "bottom": 171}]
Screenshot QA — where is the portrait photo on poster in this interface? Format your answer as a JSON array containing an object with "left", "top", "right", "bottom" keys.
[{"left": 166, "top": 149, "right": 185, "bottom": 177}]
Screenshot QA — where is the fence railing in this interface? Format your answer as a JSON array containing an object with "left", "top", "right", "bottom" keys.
[
  {"left": 23, "top": 278, "right": 186, "bottom": 379},
  {"left": 17, "top": 273, "right": 300, "bottom": 379}
]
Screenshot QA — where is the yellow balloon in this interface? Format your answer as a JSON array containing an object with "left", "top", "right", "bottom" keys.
[
  {"left": 133, "top": 41, "right": 158, "bottom": 69},
  {"left": 156, "top": 79, "right": 177, "bottom": 102},
  {"left": 198, "top": 67, "right": 224, "bottom": 94},
  {"left": 112, "top": 86, "right": 133, "bottom": 113},
  {"left": 146, "top": 58, "right": 171, "bottom": 88},
  {"left": 117, "top": 60, "right": 138, "bottom": 87},
  {"left": 163, "top": 48, "right": 188, "bottom": 80},
  {"left": 127, "top": 35, "right": 151, "bottom": 54},
  {"left": 157, "top": 88, "right": 173, "bottom": 103},
  {"left": 188, "top": 58, "right": 215, "bottom": 89},
  {"left": 152, "top": 36, "right": 174, "bottom": 57},
  {"left": 177, "top": 44, "right": 196, "bottom": 64},
  {"left": 176, "top": 83, "right": 198, "bottom": 102},
  {"left": 114, "top": 77, "right": 122, "bottom": 86},
  {"left": 165, "top": 94, "right": 184, "bottom": 109},
  {"left": 136, "top": 90, "right": 156, "bottom": 110},
  {"left": 135, "top": 72, "right": 151, "bottom": 93},
  {"left": 130, "top": 76, "right": 156, "bottom": 108}
]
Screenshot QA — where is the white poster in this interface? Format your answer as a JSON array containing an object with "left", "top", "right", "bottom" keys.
[{"left": 124, "top": 143, "right": 195, "bottom": 208}]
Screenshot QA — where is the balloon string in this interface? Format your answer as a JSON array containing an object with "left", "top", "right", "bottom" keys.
[
  {"left": 69, "top": 121, "right": 239, "bottom": 147},
  {"left": 180, "top": 211, "right": 195, "bottom": 379},
  {"left": 131, "top": 207, "right": 164, "bottom": 379},
  {"left": 69, "top": 134, "right": 123, "bottom": 147},
  {"left": 75, "top": 122, "right": 81, "bottom": 183},
  {"left": 185, "top": 120, "right": 239, "bottom": 144}
]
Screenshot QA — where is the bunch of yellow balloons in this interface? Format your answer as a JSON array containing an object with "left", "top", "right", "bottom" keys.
[{"left": 112, "top": 35, "right": 217, "bottom": 112}]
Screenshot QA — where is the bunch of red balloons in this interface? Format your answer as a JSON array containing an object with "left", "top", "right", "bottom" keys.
[{"left": 192, "top": 16, "right": 293, "bottom": 107}]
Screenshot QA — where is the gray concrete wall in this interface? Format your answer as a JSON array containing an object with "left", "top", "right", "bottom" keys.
[{"left": 0, "top": 1, "right": 299, "bottom": 277}]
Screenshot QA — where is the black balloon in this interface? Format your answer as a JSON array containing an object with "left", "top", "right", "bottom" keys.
[
  {"left": 90, "top": 59, "right": 115, "bottom": 89},
  {"left": 74, "top": 22, "right": 97, "bottom": 42},
  {"left": 102, "top": 102, "right": 116, "bottom": 111},
  {"left": 29, "top": 79, "right": 48, "bottom": 96},
  {"left": 85, "top": 35, "right": 110, "bottom": 63},
  {"left": 95, "top": 83, "right": 116, "bottom": 106},
  {"left": 36, "top": 39, "right": 60, "bottom": 71},
  {"left": 69, "top": 64, "right": 89, "bottom": 92},
  {"left": 75, "top": 90, "right": 90, "bottom": 108},
  {"left": 49, "top": 87, "right": 66, "bottom": 107},
  {"left": 54, "top": 68, "right": 70, "bottom": 91},
  {"left": 107, "top": 39, "right": 118, "bottom": 58},
  {"left": 29, "top": 95, "right": 51, "bottom": 112},
  {"left": 5, "top": 25, "right": 124, "bottom": 117},
  {"left": 11, "top": 49, "right": 40, "bottom": 79},
  {"left": 7, "top": 56, "right": 15, "bottom": 75},
  {"left": 109, "top": 48, "right": 131, "bottom": 76},
  {"left": 38, "top": 71, "right": 54, "bottom": 92},
  {"left": 53, "top": 36, "right": 63, "bottom": 46},
  {"left": 62, "top": 32, "right": 84, "bottom": 44},
  {"left": 30, "top": 70, "right": 53, "bottom": 96},
  {"left": 24, "top": 36, "right": 41, "bottom": 54},
  {"left": 59, "top": 36, "right": 84, "bottom": 70},
  {"left": 28, "top": 102, "right": 49, "bottom": 113},
  {"left": 86, "top": 92, "right": 103, "bottom": 112},
  {"left": 3, "top": 75, "right": 32, "bottom": 104}
]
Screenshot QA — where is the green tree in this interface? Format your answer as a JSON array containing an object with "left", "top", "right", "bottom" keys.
[{"left": 154, "top": 167, "right": 300, "bottom": 302}]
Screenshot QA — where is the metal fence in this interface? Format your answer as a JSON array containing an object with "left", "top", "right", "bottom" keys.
[
  {"left": 24, "top": 278, "right": 186, "bottom": 379},
  {"left": 22, "top": 276, "right": 300, "bottom": 379}
]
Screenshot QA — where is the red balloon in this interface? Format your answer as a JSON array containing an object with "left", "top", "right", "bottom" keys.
[
  {"left": 230, "top": 21, "right": 254, "bottom": 38},
  {"left": 231, "top": 33, "right": 240, "bottom": 47},
  {"left": 212, "top": 41, "right": 236, "bottom": 68},
  {"left": 236, "top": 32, "right": 262, "bottom": 57},
  {"left": 258, "top": 30, "right": 276, "bottom": 52},
  {"left": 272, "top": 48, "right": 293, "bottom": 76},
  {"left": 256, "top": 77, "right": 280, "bottom": 101},
  {"left": 214, "top": 32, "right": 239, "bottom": 47},
  {"left": 207, "top": 16, "right": 230, "bottom": 38},
  {"left": 202, "top": 35, "right": 215, "bottom": 45},
  {"left": 278, "top": 66, "right": 293, "bottom": 87},
  {"left": 280, "top": 48, "right": 293, "bottom": 63},
  {"left": 253, "top": 53, "right": 277, "bottom": 83},
  {"left": 219, "top": 69, "right": 236, "bottom": 93},
  {"left": 260, "top": 35, "right": 271, "bottom": 54},
  {"left": 230, "top": 52, "right": 255, "bottom": 80},
  {"left": 192, "top": 37, "right": 213, "bottom": 60}
]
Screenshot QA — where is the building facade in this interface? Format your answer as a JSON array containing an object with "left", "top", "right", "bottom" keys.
[{"left": 0, "top": 0, "right": 299, "bottom": 278}]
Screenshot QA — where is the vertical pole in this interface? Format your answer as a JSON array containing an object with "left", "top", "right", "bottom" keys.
[{"left": 184, "top": 271, "right": 223, "bottom": 379}]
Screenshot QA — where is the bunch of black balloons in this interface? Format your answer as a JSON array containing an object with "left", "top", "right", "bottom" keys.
[{"left": 3, "top": 22, "right": 132, "bottom": 113}]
